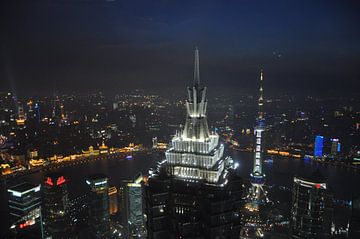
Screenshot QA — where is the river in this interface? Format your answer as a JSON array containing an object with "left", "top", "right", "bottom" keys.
[{"left": 1, "top": 150, "right": 359, "bottom": 234}]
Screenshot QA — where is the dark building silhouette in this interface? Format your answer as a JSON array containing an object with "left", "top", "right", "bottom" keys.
[
  {"left": 290, "top": 170, "right": 333, "bottom": 239},
  {"left": 86, "top": 174, "right": 110, "bottom": 238},
  {"left": 42, "top": 172, "right": 70, "bottom": 239},
  {"left": 144, "top": 48, "right": 243, "bottom": 239},
  {"left": 349, "top": 196, "right": 360, "bottom": 238}
]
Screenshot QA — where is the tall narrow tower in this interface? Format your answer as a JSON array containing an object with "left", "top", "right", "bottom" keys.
[
  {"left": 144, "top": 48, "right": 243, "bottom": 239},
  {"left": 249, "top": 69, "right": 266, "bottom": 202}
]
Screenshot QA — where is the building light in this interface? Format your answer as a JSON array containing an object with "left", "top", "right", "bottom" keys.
[
  {"left": 46, "top": 177, "right": 53, "bottom": 186},
  {"left": 94, "top": 180, "right": 108, "bottom": 186},
  {"left": 56, "top": 176, "right": 66, "bottom": 186}
]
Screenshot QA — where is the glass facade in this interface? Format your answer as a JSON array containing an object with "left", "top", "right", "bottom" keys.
[
  {"left": 290, "top": 172, "right": 333, "bottom": 238},
  {"left": 42, "top": 173, "right": 70, "bottom": 239},
  {"left": 86, "top": 174, "right": 110, "bottom": 238},
  {"left": 314, "top": 135, "right": 324, "bottom": 157}
]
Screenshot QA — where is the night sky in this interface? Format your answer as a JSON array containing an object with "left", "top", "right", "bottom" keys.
[{"left": 1, "top": 0, "right": 360, "bottom": 95}]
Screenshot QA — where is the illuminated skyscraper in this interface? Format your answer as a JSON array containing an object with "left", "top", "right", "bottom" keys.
[
  {"left": 123, "top": 173, "right": 145, "bottom": 237},
  {"left": 144, "top": 48, "right": 242, "bottom": 238},
  {"left": 86, "top": 174, "right": 110, "bottom": 238},
  {"left": 290, "top": 170, "right": 333, "bottom": 239},
  {"left": 7, "top": 182, "right": 41, "bottom": 229},
  {"left": 42, "top": 173, "right": 70, "bottom": 239},
  {"left": 16, "top": 104, "right": 26, "bottom": 126},
  {"left": 314, "top": 135, "right": 324, "bottom": 158},
  {"left": 330, "top": 138, "right": 340, "bottom": 156},
  {"left": 108, "top": 186, "right": 118, "bottom": 215}
]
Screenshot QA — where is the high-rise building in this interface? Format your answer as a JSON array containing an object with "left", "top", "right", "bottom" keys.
[
  {"left": 144, "top": 48, "right": 242, "bottom": 239},
  {"left": 86, "top": 174, "right": 110, "bottom": 238},
  {"left": 7, "top": 182, "right": 41, "bottom": 228},
  {"left": 108, "top": 186, "right": 118, "bottom": 215},
  {"left": 42, "top": 173, "right": 70, "bottom": 239},
  {"left": 314, "top": 135, "right": 324, "bottom": 158},
  {"left": 290, "top": 170, "right": 333, "bottom": 239},
  {"left": 330, "top": 138, "right": 340, "bottom": 156},
  {"left": 123, "top": 173, "right": 145, "bottom": 237},
  {"left": 16, "top": 104, "right": 26, "bottom": 126}
]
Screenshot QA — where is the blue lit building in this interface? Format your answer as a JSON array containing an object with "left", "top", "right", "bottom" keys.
[{"left": 314, "top": 135, "right": 324, "bottom": 157}]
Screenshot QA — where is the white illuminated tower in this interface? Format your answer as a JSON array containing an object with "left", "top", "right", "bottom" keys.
[
  {"left": 249, "top": 69, "right": 267, "bottom": 202},
  {"left": 163, "top": 47, "right": 231, "bottom": 184},
  {"left": 145, "top": 48, "right": 242, "bottom": 238}
]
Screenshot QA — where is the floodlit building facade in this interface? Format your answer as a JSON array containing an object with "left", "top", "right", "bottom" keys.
[{"left": 144, "top": 48, "right": 242, "bottom": 239}]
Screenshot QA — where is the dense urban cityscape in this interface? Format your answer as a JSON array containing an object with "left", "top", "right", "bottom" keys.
[{"left": 1, "top": 1, "right": 359, "bottom": 239}]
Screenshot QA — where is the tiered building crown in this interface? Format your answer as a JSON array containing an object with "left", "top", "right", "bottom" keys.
[{"left": 162, "top": 48, "right": 230, "bottom": 184}]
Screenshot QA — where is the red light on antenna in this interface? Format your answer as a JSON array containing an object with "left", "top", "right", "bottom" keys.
[
  {"left": 315, "top": 184, "right": 321, "bottom": 189},
  {"left": 56, "top": 176, "right": 66, "bottom": 186},
  {"left": 45, "top": 177, "right": 53, "bottom": 186}
]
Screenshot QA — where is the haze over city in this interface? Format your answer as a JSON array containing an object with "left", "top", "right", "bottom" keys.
[
  {"left": 0, "top": 1, "right": 359, "bottom": 239},
  {"left": 1, "top": 0, "right": 360, "bottom": 94}
]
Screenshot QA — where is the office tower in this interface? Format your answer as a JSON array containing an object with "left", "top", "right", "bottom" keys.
[
  {"left": 113, "top": 94, "right": 119, "bottom": 110},
  {"left": 7, "top": 182, "right": 41, "bottom": 227},
  {"left": 52, "top": 95, "right": 62, "bottom": 119},
  {"left": 144, "top": 48, "right": 242, "bottom": 238},
  {"left": 42, "top": 173, "right": 70, "bottom": 239},
  {"left": 314, "top": 135, "right": 324, "bottom": 158},
  {"left": 330, "top": 138, "right": 340, "bottom": 156},
  {"left": 123, "top": 173, "right": 145, "bottom": 237},
  {"left": 16, "top": 104, "right": 26, "bottom": 126},
  {"left": 108, "top": 186, "right": 119, "bottom": 215},
  {"left": 349, "top": 196, "right": 360, "bottom": 238},
  {"left": 86, "top": 174, "right": 110, "bottom": 238},
  {"left": 290, "top": 170, "right": 333, "bottom": 239},
  {"left": 35, "top": 103, "right": 40, "bottom": 123}
]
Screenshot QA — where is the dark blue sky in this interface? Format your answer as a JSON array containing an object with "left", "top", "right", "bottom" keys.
[{"left": 1, "top": 0, "right": 359, "bottom": 95}]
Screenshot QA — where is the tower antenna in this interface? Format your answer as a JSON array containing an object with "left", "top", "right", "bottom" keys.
[{"left": 194, "top": 47, "right": 200, "bottom": 87}]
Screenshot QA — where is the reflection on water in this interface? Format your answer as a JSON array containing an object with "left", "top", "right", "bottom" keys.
[
  {"left": 1, "top": 150, "right": 359, "bottom": 233},
  {"left": 231, "top": 150, "right": 360, "bottom": 199}
]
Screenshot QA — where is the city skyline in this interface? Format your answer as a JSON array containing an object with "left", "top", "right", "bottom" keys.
[{"left": 0, "top": 1, "right": 359, "bottom": 238}]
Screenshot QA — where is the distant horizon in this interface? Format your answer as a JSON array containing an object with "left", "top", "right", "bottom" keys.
[{"left": 1, "top": 1, "right": 359, "bottom": 95}]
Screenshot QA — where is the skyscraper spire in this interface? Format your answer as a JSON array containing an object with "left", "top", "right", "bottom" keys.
[
  {"left": 193, "top": 47, "right": 200, "bottom": 87},
  {"left": 258, "top": 69, "right": 264, "bottom": 119}
]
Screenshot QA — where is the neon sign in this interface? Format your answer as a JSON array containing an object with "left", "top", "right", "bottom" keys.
[
  {"left": 56, "top": 176, "right": 66, "bottom": 186},
  {"left": 45, "top": 177, "right": 53, "bottom": 186},
  {"left": 45, "top": 176, "right": 66, "bottom": 186}
]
